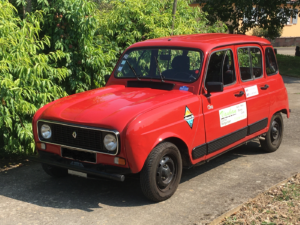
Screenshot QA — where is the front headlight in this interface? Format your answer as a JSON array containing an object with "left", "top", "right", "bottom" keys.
[
  {"left": 41, "top": 124, "right": 52, "bottom": 139},
  {"left": 103, "top": 134, "right": 117, "bottom": 151}
]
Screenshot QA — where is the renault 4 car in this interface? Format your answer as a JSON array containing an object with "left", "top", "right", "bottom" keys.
[{"left": 31, "top": 34, "right": 290, "bottom": 202}]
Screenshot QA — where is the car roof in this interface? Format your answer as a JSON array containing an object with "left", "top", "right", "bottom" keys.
[{"left": 128, "top": 33, "right": 271, "bottom": 53}]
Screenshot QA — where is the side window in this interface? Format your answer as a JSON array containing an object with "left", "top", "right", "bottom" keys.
[
  {"left": 205, "top": 49, "right": 236, "bottom": 87},
  {"left": 265, "top": 48, "right": 278, "bottom": 75},
  {"left": 250, "top": 48, "right": 263, "bottom": 78},
  {"left": 238, "top": 48, "right": 251, "bottom": 81},
  {"left": 238, "top": 47, "right": 263, "bottom": 81}
]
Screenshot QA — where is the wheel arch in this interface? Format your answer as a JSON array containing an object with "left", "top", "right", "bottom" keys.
[
  {"left": 161, "top": 137, "right": 192, "bottom": 168},
  {"left": 271, "top": 107, "right": 290, "bottom": 119}
]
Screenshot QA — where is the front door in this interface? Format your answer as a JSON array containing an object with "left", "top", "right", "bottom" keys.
[
  {"left": 236, "top": 45, "right": 270, "bottom": 135},
  {"left": 201, "top": 46, "right": 248, "bottom": 158}
]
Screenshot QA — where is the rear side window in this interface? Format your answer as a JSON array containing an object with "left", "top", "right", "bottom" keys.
[
  {"left": 238, "top": 47, "right": 263, "bottom": 81},
  {"left": 265, "top": 48, "right": 278, "bottom": 75},
  {"left": 205, "top": 49, "right": 236, "bottom": 87}
]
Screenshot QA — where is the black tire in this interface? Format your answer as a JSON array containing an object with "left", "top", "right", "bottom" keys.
[
  {"left": 260, "top": 113, "right": 284, "bottom": 152},
  {"left": 41, "top": 163, "right": 68, "bottom": 178},
  {"left": 140, "top": 142, "right": 182, "bottom": 202}
]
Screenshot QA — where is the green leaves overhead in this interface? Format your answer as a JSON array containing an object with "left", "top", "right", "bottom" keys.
[{"left": 98, "top": 0, "right": 227, "bottom": 56}]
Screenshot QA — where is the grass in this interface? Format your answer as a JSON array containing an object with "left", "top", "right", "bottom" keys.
[
  {"left": 276, "top": 54, "right": 300, "bottom": 78},
  {"left": 220, "top": 174, "right": 300, "bottom": 225}
]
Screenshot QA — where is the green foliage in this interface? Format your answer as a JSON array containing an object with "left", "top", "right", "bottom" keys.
[
  {"left": 0, "top": 0, "right": 69, "bottom": 155},
  {"left": 198, "top": 0, "right": 300, "bottom": 40},
  {"left": 98, "top": 0, "right": 227, "bottom": 58},
  {"left": 237, "top": 48, "right": 260, "bottom": 68},
  {"left": 34, "top": 0, "right": 117, "bottom": 93},
  {"left": 252, "top": 27, "right": 283, "bottom": 40}
]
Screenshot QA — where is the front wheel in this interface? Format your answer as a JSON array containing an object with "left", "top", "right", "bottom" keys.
[
  {"left": 260, "top": 113, "right": 284, "bottom": 152},
  {"left": 140, "top": 142, "right": 182, "bottom": 202}
]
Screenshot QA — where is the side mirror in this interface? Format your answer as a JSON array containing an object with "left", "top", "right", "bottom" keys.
[
  {"left": 206, "top": 82, "right": 223, "bottom": 97},
  {"left": 104, "top": 75, "right": 111, "bottom": 83}
]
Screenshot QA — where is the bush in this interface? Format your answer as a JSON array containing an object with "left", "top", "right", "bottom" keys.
[
  {"left": 2, "top": 0, "right": 227, "bottom": 156},
  {"left": 34, "top": 0, "right": 116, "bottom": 94},
  {"left": 0, "top": 0, "right": 69, "bottom": 156},
  {"left": 252, "top": 27, "right": 283, "bottom": 40}
]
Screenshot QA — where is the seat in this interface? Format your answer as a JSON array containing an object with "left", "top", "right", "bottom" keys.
[{"left": 162, "top": 55, "right": 190, "bottom": 79}]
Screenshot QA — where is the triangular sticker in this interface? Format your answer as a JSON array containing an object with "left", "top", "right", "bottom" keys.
[
  {"left": 184, "top": 106, "right": 194, "bottom": 129},
  {"left": 185, "top": 107, "right": 192, "bottom": 116},
  {"left": 186, "top": 118, "right": 194, "bottom": 128}
]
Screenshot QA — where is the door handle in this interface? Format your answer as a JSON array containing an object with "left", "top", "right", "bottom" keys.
[
  {"left": 235, "top": 91, "right": 244, "bottom": 97},
  {"left": 261, "top": 84, "right": 269, "bottom": 90}
]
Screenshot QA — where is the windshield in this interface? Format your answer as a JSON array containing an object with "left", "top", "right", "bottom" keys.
[{"left": 114, "top": 48, "right": 203, "bottom": 83}]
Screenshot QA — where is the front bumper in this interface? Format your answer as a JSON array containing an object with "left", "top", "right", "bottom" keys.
[{"left": 30, "top": 150, "right": 131, "bottom": 182}]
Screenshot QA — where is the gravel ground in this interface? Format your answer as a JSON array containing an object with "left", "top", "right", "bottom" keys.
[{"left": 220, "top": 173, "right": 300, "bottom": 225}]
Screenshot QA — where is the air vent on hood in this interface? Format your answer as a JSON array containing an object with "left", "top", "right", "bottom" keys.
[{"left": 127, "top": 81, "right": 175, "bottom": 91}]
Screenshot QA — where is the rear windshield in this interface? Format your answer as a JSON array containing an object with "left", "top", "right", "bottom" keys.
[{"left": 114, "top": 48, "right": 203, "bottom": 83}]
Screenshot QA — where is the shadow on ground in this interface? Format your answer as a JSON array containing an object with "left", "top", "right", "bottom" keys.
[{"left": 0, "top": 141, "right": 265, "bottom": 212}]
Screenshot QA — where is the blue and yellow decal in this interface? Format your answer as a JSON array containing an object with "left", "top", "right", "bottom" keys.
[{"left": 184, "top": 106, "right": 194, "bottom": 129}]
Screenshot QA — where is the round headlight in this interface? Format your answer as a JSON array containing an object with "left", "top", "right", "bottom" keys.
[
  {"left": 41, "top": 124, "right": 52, "bottom": 139},
  {"left": 103, "top": 134, "right": 117, "bottom": 151}
]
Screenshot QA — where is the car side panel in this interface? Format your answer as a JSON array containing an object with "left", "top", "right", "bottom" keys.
[
  {"left": 268, "top": 74, "right": 290, "bottom": 118},
  {"left": 124, "top": 95, "right": 204, "bottom": 173},
  {"left": 261, "top": 46, "right": 290, "bottom": 119},
  {"left": 235, "top": 44, "right": 270, "bottom": 129}
]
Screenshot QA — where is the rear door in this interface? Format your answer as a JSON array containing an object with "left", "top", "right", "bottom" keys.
[
  {"left": 236, "top": 45, "right": 270, "bottom": 135},
  {"left": 201, "top": 46, "right": 248, "bottom": 159}
]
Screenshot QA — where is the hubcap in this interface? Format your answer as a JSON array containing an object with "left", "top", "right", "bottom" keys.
[
  {"left": 271, "top": 119, "right": 281, "bottom": 144},
  {"left": 156, "top": 156, "right": 175, "bottom": 189}
]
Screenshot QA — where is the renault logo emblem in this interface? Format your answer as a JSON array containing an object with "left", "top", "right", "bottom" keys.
[{"left": 72, "top": 131, "right": 77, "bottom": 139}]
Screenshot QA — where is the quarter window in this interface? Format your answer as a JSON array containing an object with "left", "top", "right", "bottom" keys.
[
  {"left": 205, "top": 49, "right": 236, "bottom": 87},
  {"left": 265, "top": 48, "right": 278, "bottom": 75},
  {"left": 238, "top": 47, "right": 263, "bottom": 81}
]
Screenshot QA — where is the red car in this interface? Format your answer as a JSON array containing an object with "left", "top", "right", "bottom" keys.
[{"left": 32, "top": 34, "right": 290, "bottom": 202}]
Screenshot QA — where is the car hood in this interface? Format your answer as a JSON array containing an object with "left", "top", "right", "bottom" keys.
[{"left": 40, "top": 85, "right": 193, "bottom": 131}]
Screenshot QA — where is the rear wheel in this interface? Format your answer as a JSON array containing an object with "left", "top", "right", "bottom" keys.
[
  {"left": 41, "top": 163, "right": 68, "bottom": 178},
  {"left": 140, "top": 142, "right": 182, "bottom": 202},
  {"left": 260, "top": 113, "right": 284, "bottom": 152}
]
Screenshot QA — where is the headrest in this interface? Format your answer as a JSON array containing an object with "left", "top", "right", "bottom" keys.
[{"left": 171, "top": 56, "right": 190, "bottom": 71}]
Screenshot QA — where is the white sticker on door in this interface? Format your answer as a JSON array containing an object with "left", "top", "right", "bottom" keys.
[
  {"left": 219, "top": 102, "right": 247, "bottom": 127},
  {"left": 244, "top": 85, "right": 259, "bottom": 98}
]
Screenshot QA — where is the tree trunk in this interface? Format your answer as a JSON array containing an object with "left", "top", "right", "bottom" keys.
[
  {"left": 23, "top": 5, "right": 26, "bottom": 19},
  {"left": 171, "top": 0, "right": 178, "bottom": 35},
  {"left": 26, "top": 0, "right": 32, "bottom": 14},
  {"left": 22, "top": 0, "right": 32, "bottom": 19}
]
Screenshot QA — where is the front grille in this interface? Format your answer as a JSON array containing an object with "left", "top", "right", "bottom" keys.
[
  {"left": 51, "top": 123, "right": 102, "bottom": 151},
  {"left": 37, "top": 121, "right": 119, "bottom": 155}
]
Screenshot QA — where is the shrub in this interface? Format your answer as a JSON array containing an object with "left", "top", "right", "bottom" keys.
[
  {"left": 34, "top": 0, "right": 117, "bottom": 94},
  {"left": 252, "top": 27, "right": 283, "bottom": 40},
  {"left": 0, "top": 0, "right": 69, "bottom": 156}
]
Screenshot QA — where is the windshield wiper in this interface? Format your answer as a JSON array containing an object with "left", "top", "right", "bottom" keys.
[
  {"left": 126, "top": 60, "right": 140, "bottom": 81},
  {"left": 154, "top": 56, "right": 164, "bottom": 82}
]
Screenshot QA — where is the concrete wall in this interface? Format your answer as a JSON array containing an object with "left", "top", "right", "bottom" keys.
[{"left": 270, "top": 37, "right": 300, "bottom": 47}]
